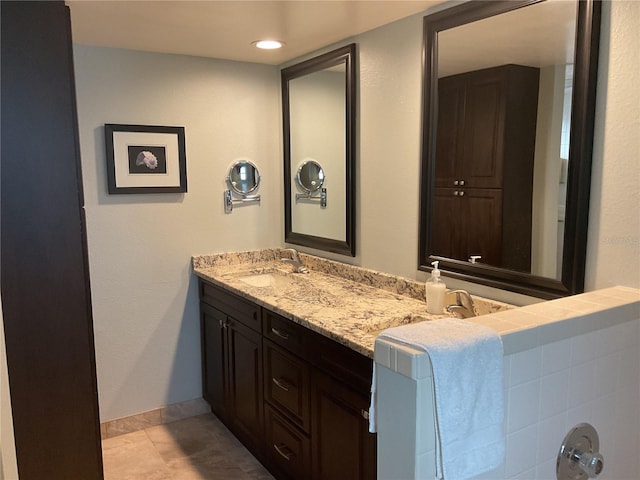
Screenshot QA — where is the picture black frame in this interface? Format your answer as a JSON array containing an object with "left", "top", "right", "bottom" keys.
[{"left": 105, "top": 124, "right": 187, "bottom": 194}]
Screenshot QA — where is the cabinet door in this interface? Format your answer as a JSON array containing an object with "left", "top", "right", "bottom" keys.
[
  {"left": 227, "top": 317, "right": 265, "bottom": 456},
  {"left": 311, "top": 371, "right": 376, "bottom": 480},
  {"left": 459, "top": 71, "right": 506, "bottom": 189},
  {"left": 201, "top": 303, "right": 227, "bottom": 420},
  {"left": 460, "top": 188, "right": 503, "bottom": 267},
  {"left": 435, "top": 77, "right": 464, "bottom": 188},
  {"left": 431, "top": 187, "right": 462, "bottom": 260}
]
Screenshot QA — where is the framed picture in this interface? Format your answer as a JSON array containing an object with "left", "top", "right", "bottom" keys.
[{"left": 105, "top": 124, "right": 187, "bottom": 194}]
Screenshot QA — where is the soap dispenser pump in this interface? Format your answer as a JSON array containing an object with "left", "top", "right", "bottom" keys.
[{"left": 426, "top": 260, "right": 446, "bottom": 314}]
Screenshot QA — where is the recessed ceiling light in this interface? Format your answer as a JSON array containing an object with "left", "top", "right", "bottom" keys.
[{"left": 253, "top": 40, "right": 284, "bottom": 50}]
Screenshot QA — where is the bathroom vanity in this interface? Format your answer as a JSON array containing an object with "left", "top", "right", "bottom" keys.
[
  {"left": 193, "top": 248, "right": 511, "bottom": 480},
  {"left": 199, "top": 280, "right": 374, "bottom": 479}
]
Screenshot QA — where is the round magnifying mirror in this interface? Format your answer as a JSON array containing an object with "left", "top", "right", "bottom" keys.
[
  {"left": 228, "top": 160, "right": 260, "bottom": 195},
  {"left": 296, "top": 160, "right": 325, "bottom": 193}
]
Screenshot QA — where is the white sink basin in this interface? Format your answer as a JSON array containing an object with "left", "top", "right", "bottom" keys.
[{"left": 237, "top": 272, "right": 296, "bottom": 288}]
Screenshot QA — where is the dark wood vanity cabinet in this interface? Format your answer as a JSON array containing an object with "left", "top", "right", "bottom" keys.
[
  {"left": 433, "top": 64, "right": 539, "bottom": 272},
  {"left": 199, "top": 279, "right": 376, "bottom": 479},
  {"left": 199, "top": 282, "right": 264, "bottom": 457}
]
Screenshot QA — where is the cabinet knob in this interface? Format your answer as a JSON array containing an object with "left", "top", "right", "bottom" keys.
[
  {"left": 453, "top": 180, "right": 459, "bottom": 186},
  {"left": 459, "top": 180, "right": 465, "bottom": 186},
  {"left": 453, "top": 191, "right": 459, "bottom": 196},
  {"left": 459, "top": 191, "right": 465, "bottom": 197}
]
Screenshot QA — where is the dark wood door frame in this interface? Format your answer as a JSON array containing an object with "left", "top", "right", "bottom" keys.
[{"left": 1, "top": 1, "right": 104, "bottom": 478}]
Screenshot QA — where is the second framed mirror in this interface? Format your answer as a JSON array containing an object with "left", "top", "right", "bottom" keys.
[{"left": 282, "top": 43, "right": 356, "bottom": 256}]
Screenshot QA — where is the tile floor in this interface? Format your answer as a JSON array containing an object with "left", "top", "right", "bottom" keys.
[{"left": 101, "top": 413, "right": 275, "bottom": 480}]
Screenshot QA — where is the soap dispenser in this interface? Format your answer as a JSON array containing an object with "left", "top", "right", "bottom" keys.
[{"left": 426, "top": 261, "right": 446, "bottom": 314}]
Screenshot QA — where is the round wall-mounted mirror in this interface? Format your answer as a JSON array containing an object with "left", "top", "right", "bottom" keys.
[
  {"left": 227, "top": 160, "right": 260, "bottom": 195},
  {"left": 296, "top": 160, "right": 325, "bottom": 193}
]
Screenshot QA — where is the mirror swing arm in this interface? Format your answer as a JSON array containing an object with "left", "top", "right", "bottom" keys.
[
  {"left": 224, "top": 190, "right": 261, "bottom": 213},
  {"left": 296, "top": 188, "right": 327, "bottom": 208},
  {"left": 418, "top": 0, "right": 602, "bottom": 299}
]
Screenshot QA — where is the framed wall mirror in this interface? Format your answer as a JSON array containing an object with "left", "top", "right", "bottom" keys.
[
  {"left": 418, "top": 0, "right": 601, "bottom": 298},
  {"left": 282, "top": 43, "right": 356, "bottom": 256}
]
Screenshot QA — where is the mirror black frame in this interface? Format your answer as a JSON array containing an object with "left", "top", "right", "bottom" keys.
[
  {"left": 418, "top": 0, "right": 601, "bottom": 299},
  {"left": 282, "top": 43, "right": 356, "bottom": 257}
]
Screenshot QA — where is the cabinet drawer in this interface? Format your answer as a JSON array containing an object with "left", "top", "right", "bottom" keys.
[
  {"left": 265, "top": 405, "right": 311, "bottom": 480},
  {"left": 264, "top": 308, "right": 373, "bottom": 395},
  {"left": 311, "top": 334, "right": 373, "bottom": 395},
  {"left": 264, "top": 340, "right": 311, "bottom": 432},
  {"left": 263, "top": 309, "right": 310, "bottom": 360},
  {"left": 199, "top": 280, "right": 261, "bottom": 332}
]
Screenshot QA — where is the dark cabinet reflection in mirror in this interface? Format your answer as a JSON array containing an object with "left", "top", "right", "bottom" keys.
[
  {"left": 419, "top": 0, "right": 601, "bottom": 298},
  {"left": 282, "top": 44, "right": 356, "bottom": 256}
]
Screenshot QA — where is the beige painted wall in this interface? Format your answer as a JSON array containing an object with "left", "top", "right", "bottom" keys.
[
  {"left": 585, "top": 0, "right": 640, "bottom": 291},
  {"left": 73, "top": 46, "right": 281, "bottom": 421}
]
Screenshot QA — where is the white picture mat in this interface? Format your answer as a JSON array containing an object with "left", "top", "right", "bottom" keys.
[{"left": 113, "top": 131, "right": 181, "bottom": 188}]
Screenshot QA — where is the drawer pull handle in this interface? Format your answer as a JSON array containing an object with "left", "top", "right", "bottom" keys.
[
  {"left": 272, "top": 377, "right": 290, "bottom": 392},
  {"left": 273, "top": 443, "right": 293, "bottom": 461},
  {"left": 271, "top": 327, "right": 289, "bottom": 340}
]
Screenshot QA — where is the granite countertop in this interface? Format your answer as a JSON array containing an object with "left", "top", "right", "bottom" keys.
[{"left": 192, "top": 249, "right": 511, "bottom": 358}]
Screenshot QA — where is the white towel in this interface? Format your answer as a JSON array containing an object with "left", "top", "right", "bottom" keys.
[{"left": 378, "top": 318, "right": 505, "bottom": 480}]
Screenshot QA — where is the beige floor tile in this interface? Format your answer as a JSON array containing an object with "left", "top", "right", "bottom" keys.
[
  {"left": 102, "top": 430, "right": 173, "bottom": 480},
  {"left": 103, "top": 412, "right": 274, "bottom": 480},
  {"left": 145, "top": 414, "right": 220, "bottom": 462}
]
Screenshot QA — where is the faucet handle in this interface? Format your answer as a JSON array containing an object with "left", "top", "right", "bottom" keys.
[
  {"left": 282, "top": 248, "right": 300, "bottom": 261},
  {"left": 446, "top": 289, "right": 476, "bottom": 316}
]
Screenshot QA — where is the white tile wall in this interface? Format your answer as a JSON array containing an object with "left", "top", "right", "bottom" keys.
[
  {"left": 375, "top": 287, "right": 640, "bottom": 479},
  {"left": 497, "top": 319, "right": 640, "bottom": 479}
]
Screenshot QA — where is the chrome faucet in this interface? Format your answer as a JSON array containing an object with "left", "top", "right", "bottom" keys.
[
  {"left": 280, "top": 248, "right": 309, "bottom": 273},
  {"left": 445, "top": 289, "right": 477, "bottom": 318}
]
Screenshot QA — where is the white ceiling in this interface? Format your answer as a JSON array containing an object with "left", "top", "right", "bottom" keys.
[
  {"left": 438, "top": 0, "right": 576, "bottom": 77},
  {"left": 66, "top": 0, "right": 444, "bottom": 65}
]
